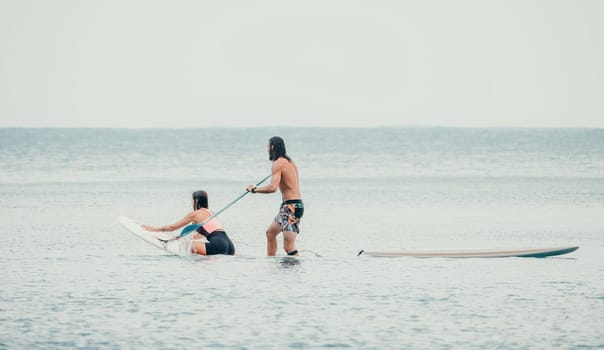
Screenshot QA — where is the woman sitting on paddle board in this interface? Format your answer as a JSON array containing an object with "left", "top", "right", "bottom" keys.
[{"left": 141, "top": 190, "right": 235, "bottom": 256}]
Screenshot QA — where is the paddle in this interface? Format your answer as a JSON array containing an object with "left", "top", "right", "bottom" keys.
[{"left": 178, "top": 174, "right": 272, "bottom": 238}]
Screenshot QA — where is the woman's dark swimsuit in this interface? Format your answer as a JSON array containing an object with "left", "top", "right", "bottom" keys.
[{"left": 196, "top": 227, "right": 235, "bottom": 255}]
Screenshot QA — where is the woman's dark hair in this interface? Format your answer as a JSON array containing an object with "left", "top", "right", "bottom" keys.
[
  {"left": 268, "top": 136, "right": 291, "bottom": 162},
  {"left": 192, "top": 190, "right": 208, "bottom": 210}
]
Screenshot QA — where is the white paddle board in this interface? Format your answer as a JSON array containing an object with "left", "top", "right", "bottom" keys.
[
  {"left": 117, "top": 216, "right": 191, "bottom": 256},
  {"left": 358, "top": 246, "right": 579, "bottom": 258}
]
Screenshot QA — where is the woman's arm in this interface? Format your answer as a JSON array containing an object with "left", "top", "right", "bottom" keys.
[{"left": 141, "top": 211, "right": 196, "bottom": 232}]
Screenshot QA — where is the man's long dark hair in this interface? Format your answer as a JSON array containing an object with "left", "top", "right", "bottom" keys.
[
  {"left": 268, "top": 136, "right": 291, "bottom": 162},
  {"left": 192, "top": 190, "right": 208, "bottom": 210}
]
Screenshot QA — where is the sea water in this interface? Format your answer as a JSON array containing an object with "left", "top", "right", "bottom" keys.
[{"left": 1, "top": 127, "right": 603, "bottom": 349}]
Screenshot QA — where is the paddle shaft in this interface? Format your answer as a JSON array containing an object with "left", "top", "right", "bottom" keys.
[{"left": 208, "top": 174, "right": 271, "bottom": 221}]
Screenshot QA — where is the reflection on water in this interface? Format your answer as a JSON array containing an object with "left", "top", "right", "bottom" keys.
[{"left": 277, "top": 256, "right": 303, "bottom": 269}]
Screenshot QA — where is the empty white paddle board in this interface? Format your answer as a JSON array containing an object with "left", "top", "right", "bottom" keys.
[{"left": 358, "top": 246, "right": 579, "bottom": 258}]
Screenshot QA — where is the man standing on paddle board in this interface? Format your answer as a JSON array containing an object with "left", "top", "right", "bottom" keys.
[{"left": 247, "top": 136, "right": 304, "bottom": 257}]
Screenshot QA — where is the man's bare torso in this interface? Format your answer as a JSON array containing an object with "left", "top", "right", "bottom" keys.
[{"left": 274, "top": 157, "right": 301, "bottom": 201}]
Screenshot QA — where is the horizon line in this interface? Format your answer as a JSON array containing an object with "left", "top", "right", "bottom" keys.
[{"left": 1, "top": 125, "right": 603, "bottom": 130}]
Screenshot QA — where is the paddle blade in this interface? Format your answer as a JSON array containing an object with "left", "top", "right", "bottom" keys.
[{"left": 180, "top": 224, "right": 201, "bottom": 237}]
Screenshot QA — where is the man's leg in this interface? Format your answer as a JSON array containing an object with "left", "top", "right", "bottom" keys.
[
  {"left": 283, "top": 230, "right": 298, "bottom": 256},
  {"left": 266, "top": 221, "right": 281, "bottom": 256}
]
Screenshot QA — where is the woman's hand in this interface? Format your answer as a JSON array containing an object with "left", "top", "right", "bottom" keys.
[{"left": 141, "top": 224, "right": 159, "bottom": 232}]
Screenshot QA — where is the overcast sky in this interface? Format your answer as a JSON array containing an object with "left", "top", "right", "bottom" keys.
[{"left": 0, "top": 0, "right": 602, "bottom": 128}]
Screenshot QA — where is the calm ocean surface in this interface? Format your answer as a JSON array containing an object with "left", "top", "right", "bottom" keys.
[{"left": 1, "top": 127, "right": 603, "bottom": 349}]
